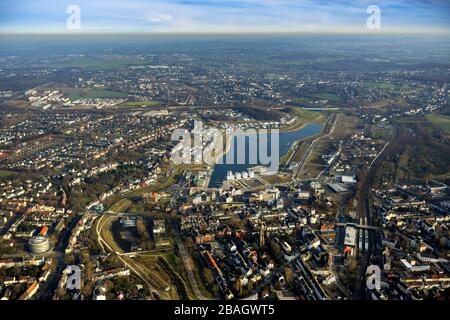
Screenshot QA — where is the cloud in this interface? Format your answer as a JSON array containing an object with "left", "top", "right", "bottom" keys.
[
  {"left": 0, "top": 0, "right": 448, "bottom": 33},
  {"left": 146, "top": 13, "right": 173, "bottom": 24}
]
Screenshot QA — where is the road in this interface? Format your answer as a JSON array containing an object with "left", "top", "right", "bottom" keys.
[
  {"left": 36, "top": 213, "right": 82, "bottom": 300},
  {"left": 248, "top": 253, "right": 327, "bottom": 300}
]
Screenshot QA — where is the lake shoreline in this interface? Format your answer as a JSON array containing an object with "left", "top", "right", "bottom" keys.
[{"left": 209, "top": 122, "right": 323, "bottom": 188}]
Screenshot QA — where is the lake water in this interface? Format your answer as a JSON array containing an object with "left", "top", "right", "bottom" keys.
[{"left": 208, "top": 123, "right": 323, "bottom": 188}]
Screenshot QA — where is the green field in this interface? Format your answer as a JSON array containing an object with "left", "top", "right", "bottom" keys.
[
  {"left": 120, "top": 101, "right": 161, "bottom": 107},
  {"left": 62, "top": 88, "right": 128, "bottom": 100},
  {"left": 292, "top": 97, "right": 313, "bottom": 105},
  {"left": 371, "top": 128, "right": 391, "bottom": 140},
  {"left": 0, "top": 170, "right": 15, "bottom": 178},
  {"left": 288, "top": 107, "right": 325, "bottom": 130},
  {"left": 312, "top": 93, "right": 345, "bottom": 104},
  {"left": 361, "top": 81, "right": 397, "bottom": 91},
  {"left": 55, "top": 55, "right": 148, "bottom": 71},
  {"left": 427, "top": 114, "right": 450, "bottom": 134}
]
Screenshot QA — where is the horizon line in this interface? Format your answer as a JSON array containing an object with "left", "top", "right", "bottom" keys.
[{"left": 1, "top": 30, "right": 450, "bottom": 37}]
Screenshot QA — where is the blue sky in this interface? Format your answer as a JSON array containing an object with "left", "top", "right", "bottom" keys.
[{"left": 0, "top": 0, "right": 449, "bottom": 33}]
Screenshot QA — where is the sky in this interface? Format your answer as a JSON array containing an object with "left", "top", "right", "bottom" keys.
[{"left": 0, "top": 0, "right": 449, "bottom": 34}]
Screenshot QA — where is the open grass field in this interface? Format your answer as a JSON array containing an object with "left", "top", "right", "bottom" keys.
[
  {"left": 120, "top": 101, "right": 161, "bottom": 107},
  {"left": 293, "top": 92, "right": 344, "bottom": 105},
  {"left": 360, "top": 81, "right": 397, "bottom": 91},
  {"left": 284, "top": 106, "right": 326, "bottom": 131},
  {"left": 312, "top": 93, "right": 345, "bottom": 104},
  {"left": 61, "top": 87, "right": 128, "bottom": 100},
  {"left": 371, "top": 128, "right": 392, "bottom": 140},
  {"left": 54, "top": 55, "right": 148, "bottom": 71},
  {"left": 427, "top": 113, "right": 450, "bottom": 134},
  {"left": 0, "top": 170, "right": 15, "bottom": 177},
  {"left": 292, "top": 97, "right": 314, "bottom": 105}
]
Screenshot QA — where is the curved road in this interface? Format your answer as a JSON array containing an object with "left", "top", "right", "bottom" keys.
[{"left": 95, "top": 214, "right": 160, "bottom": 299}]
